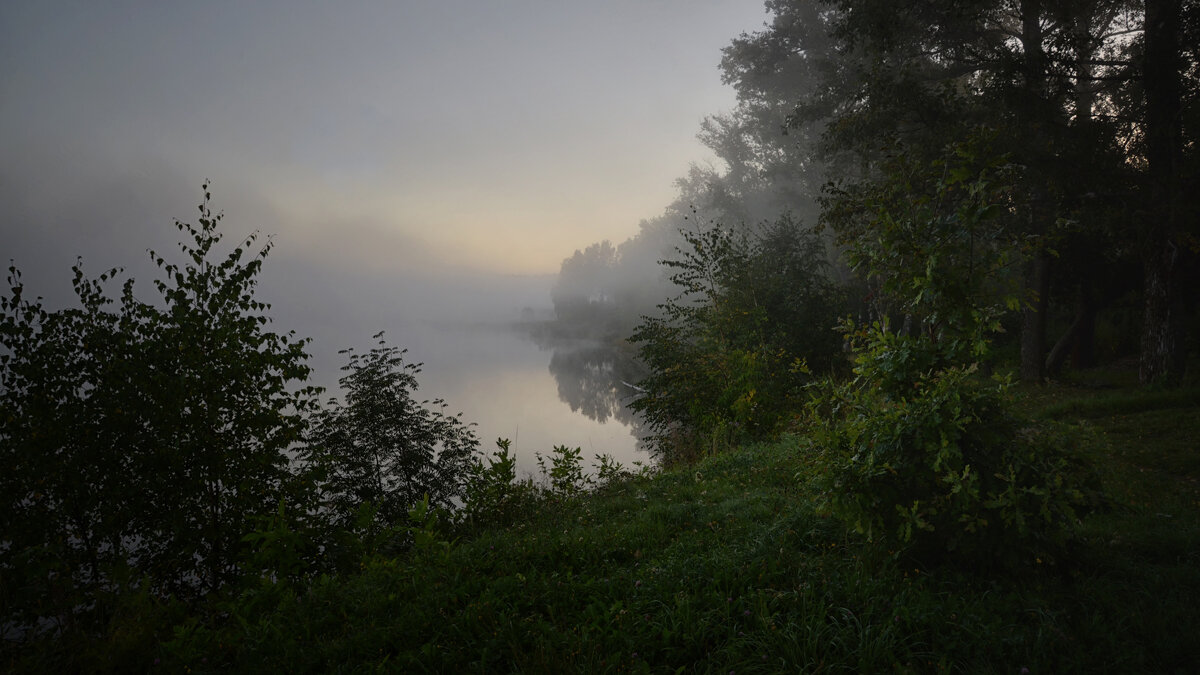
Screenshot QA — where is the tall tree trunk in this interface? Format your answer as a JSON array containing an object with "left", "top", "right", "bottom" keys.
[
  {"left": 1140, "top": 0, "right": 1185, "bottom": 385},
  {"left": 1068, "top": 6, "right": 1100, "bottom": 370},
  {"left": 1019, "top": 0, "right": 1050, "bottom": 382}
]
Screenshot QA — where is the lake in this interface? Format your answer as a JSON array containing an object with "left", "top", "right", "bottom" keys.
[
  {"left": 388, "top": 320, "right": 650, "bottom": 477},
  {"left": 271, "top": 267, "right": 651, "bottom": 478}
]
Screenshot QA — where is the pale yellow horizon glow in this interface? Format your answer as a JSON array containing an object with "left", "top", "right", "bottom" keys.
[
  {"left": 254, "top": 132, "right": 723, "bottom": 277},
  {"left": 2, "top": 0, "right": 765, "bottom": 281}
]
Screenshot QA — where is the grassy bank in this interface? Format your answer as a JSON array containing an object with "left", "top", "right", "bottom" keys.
[{"left": 15, "top": 371, "right": 1200, "bottom": 673}]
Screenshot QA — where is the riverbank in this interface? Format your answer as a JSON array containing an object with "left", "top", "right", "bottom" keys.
[{"left": 11, "top": 367, "right": 1200, "bottom": 673}]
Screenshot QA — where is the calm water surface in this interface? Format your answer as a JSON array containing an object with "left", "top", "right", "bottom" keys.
[
  {"left": 282, "top": 268, "right": 650, "bottom": 477},
  {"left": 402, "top": 321, "right": 649, "bottom": 476}
]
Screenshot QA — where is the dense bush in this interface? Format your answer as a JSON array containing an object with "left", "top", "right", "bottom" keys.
[
  {"left": 809, "top": 146, "right": 1101, "bottom": 565},
  {"left": 807, "top": 322, "right": 1102, "bottom": 565},
  {"left": 630, "top": 215, "right": 843, "bottom": 463},
  {"left": 0, "top": 186, "right": 319, "bottom": 637},
  {"left": 299, "top": 334, "right": 478, "bottom": 560},
  {"left": 456, "top": 439, "right": 530, "bottom": 531},
  {"left": 822, "top": 136, "right": 1025, "bottom": 348}
]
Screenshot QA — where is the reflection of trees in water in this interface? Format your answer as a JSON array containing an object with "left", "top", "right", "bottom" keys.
[{"left": 543, "top": 338, "right": 651, "bottom": 447}]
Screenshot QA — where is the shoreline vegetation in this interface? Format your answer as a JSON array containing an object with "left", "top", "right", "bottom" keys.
[
  {"left": 6, "top": 0, "right": 1199, "bottom": 670},
  {"left": 3, "top": 175, "right": 1196, "bottom": 672},
  {"left": 7, "top": 363, "right": 1199, "bottom": 672},
  {"left": 174, "top": 368, "right": 1200, "bottom": 673}
]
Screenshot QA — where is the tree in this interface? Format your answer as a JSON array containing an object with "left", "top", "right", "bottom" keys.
[
  {"left": 138, "top": 188, "right": 319, "bottom": 593},
  {"left": 548, "top": 2, "right": 849, "bottom": 349},
  {"left": 823, "top": 135, "right": 1024, "bottom": 361},
  {"left": 1, "top": 184, "right": 318, "bottom": 633},
  {"left": 301, "top": 334, "right": 478, "bottom": 546},
  {"left": 1139, "top": 0, "right": 1198, "bottom": 384},
  {"left": 550, "top": 241, "right": 624, "bottom": 335},
  {"left": 630, "top": 215, "right": 843, "bottom": 463},
  {"left": 1, "top": 262, "right": 141, "bottom": 630},
  {"left": 781, "top": 0, "right": 1154, "bottom": 380},
  {"left": 707, "top": 0, "right": 843, "bottom": 226},
  {"left": 808, "top": 146, "right": 1102, "bottom": 566}
]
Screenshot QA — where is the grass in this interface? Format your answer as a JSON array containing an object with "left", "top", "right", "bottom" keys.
[{"left": 12, "top": 366, "right": 1200, "bottom": 673}]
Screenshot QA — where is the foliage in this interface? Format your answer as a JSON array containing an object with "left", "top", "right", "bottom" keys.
[
  {"left": 299, "top": 333, "right": 477, "bottom": 559},
  {"left": 404, "top": 494, "right": 455, "bottom": 562},
  {"left": 535, "top": 444, "right": 591, "bottom": 498},
  {"left": 238, "top": 500, "right": 328, "bottom": 591},
  {"left": 593, "top": 452, "right": 636, "bottom": 489},
  {"left": 630, "top": 214, "right": 843, "bottom": 463},
  {"left": 455, "top": 439, "right": 543, "bottom": 533},
  {"left": 811, "top": 146, "right": 1101, "bottom": 564},
  {"left": 6, "top": 373, "right": 1197, "bottom": 672},
  {"left": 456, "top": 439, "right": 646, "bottom": 536},
  {"left": 807, "top": 323, "right": 1102, "bottom": 565},
  {"left": 548, "top": 0, "right": 846, "bottom": 352},
  {"left": 135, "top": 189, "right": 319, "bottom": 593},
  {"left": 0, "top": 185, "right": 318, "bottom": 638},
  {"left": 549, "top": 241, "right": 624, "bottom": 334},
  {"left": 822, "top": 133, "right": 1024, "bottom": 356},
  {"left": 129, "top": 382, "right": 1200, "bottom": 673}
]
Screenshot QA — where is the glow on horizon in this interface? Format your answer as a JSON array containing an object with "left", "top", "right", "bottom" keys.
[{"left": 1, "top": 1, "right": 768, "bottom": 279}]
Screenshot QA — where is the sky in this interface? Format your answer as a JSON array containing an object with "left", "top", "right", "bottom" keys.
[
  {"left": 2, "top": 0, "right": 769, "bottom": 284},
  {"left": 1, "top": 1, "right": 771, "bottom": 448}
]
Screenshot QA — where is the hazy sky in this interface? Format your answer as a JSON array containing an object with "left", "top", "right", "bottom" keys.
[
  {"left": 2, "top": 2, "right": 772, "bottom": 455},
  {"left": 2, "top": 0, "right": 768, "bottom": 281}
]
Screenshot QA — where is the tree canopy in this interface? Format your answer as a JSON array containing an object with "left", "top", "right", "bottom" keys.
[
  {"left": 556, "top": 0, "right": 1197, "bottom": 391},
  {"left": 1, "top": 185, "right": 320, "bottom": 631}
]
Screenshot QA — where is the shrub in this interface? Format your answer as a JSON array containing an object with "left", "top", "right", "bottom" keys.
[
  {"left": 456, "top": 439, "right": 542, "bottom": 532},
  {"left": 808, "top": 322, "right": 1102, "bottom": 566},
  {"left": 630, "top": 214, "right": 843, "bottom": 463},
  {"left": 300, "top": 333, "right": 478, "bottom": 557},
  {"left": 808, "top": 141, "right": 1102, "bottom": 566},
  {"left": 593, "top": 452, "right": 635, "bottom": 488},
  {"left": 536, "top": 444, "right": 592, "bottom": 497},
  {"left": 0, "top": 185, "right": 318, "bottom": 636}
]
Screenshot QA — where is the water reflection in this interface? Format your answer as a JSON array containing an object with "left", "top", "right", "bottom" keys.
[
  {"left": 525, "top": 328, "right": 651, "bottom": 452},
  {"left": 547, "top": 341, "right": 640, "bottom": 425},
  {"left": 265, "top": 267, "right": 651, "bottom": 474}
]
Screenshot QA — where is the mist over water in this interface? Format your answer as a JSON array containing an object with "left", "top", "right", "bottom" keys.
[
  {"left": 2, "top": 220, "right": 648, "bottom": 478},
  {"left": 416, "top": 326, "right": 647, "bottom": 475},
  {"left": 261, "top": 262, "right": 648, "bottom": 476}
]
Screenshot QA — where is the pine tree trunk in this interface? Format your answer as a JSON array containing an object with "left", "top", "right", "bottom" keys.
[
  {"left": 1140, "top": 0, "right": 1185, "bottom": 385},
  {"left": 1018, "top": 0, "right": 1050, "bottom": 383},
  {"left": 1067, "top": 8, "right": 1098, "bottom": 373}
]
